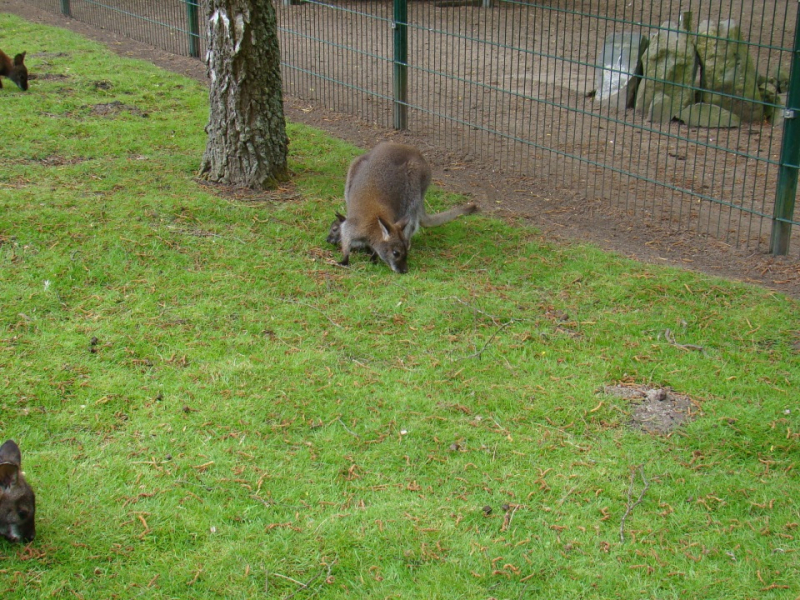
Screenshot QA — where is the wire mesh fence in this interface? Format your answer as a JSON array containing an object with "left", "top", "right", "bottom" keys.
[
  {"left": 25, "top": 0, "right": 800, "bottom": 257},
  {"left": 29, "top": 0, "right": 205, "bottom": 58},
  {"left": 278, "top": 0, "right": 798, "bottom": 256}
]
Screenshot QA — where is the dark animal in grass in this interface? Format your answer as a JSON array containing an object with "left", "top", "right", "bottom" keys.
[
  {"left": 0, "top": 440, "right": 36, "bottom": 543},
  {"left": 334, "top": 142, "right": 477, "bottom": 273},
  {"left": 0, "top": 50, "right": 29, "bottom": 91}
]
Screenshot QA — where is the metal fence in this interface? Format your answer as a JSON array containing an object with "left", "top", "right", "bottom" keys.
[
  {"left": 25, "top": 0, "right": 800, "bottom": 256},
  {"left": 41, "top": 0, "right": 205, "bottom": 58}
]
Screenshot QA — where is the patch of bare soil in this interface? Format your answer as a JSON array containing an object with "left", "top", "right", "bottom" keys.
[
  {"left": 3, "top": 0, "right": 800, "bottom": 298},
  {"left": 604, "top": 384, "right": 700, "bottom": 434},
  {"left": 37, "top": 155, "right": 86, "bottom": 167},
  {"left": 194, "top": 178, "right": 302, "bottom": 205},
  {"left": 29, "top": 72, "right": 69, "bottom": 81},
  {"left": 5, "top": 154, "right": 86, "bottom": 167},
  {"left": 88, "top": 100, "right": 147, "bottom": 118}
]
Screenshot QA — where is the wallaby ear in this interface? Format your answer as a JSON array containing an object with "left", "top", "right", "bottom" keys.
[
  {"left": 0, "top": 440, "right": 22, "bottom": 467},
  {"left": 0, "top": 441, "right": 22, "bottom": 489},
  {"left": 0, "top": 463, "right": 20, "bottom": 489},
  {"left": 377, "top": 216, "right": 392, "bottom": 241},
  {"left": 395, "top": 217, "right": 410, "bottom": 246},
  {"left": 14, "top": 52, "right": 26, "bottom": 66},
  {"left": 334, "top": 212, "right": 346, "bottom": 223}
]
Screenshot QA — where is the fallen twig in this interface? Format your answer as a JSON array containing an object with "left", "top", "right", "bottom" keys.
[
  {"left": 557, "top": 486, "right": 579, "bottom": 507},
  {"left": 501, "top": 504, "right": 519, "bottom": 532},
  {"left": 271, "top": 572, "right": 307, "bottom": 587},
  {"left": 451, "top": 296, "right": 502, "bottom": 326},
  {"left": 337, "top": 417, "right": 361, "bottom": 439},
  {"left": 620, "top": 465, "right": 650, "bottom": 543},
  {"left": 186, "top": 566, "right": 203, "bottom": 586},
  {"left": 282, "top": 298, "right": 343, "bottom": 329},
  {"left": 249, "top": 494, "right": 272, "bottom": 508},
  {"left": 463, "top": 319, "right": 517, "bottom": 360},
  {"left": 449, "top": 297, "right": 531, "bottom": 360},
  {"left": 272, "top": 559, "right": 337, "bottom": 600},
  {"left": 664, "top": 328, "right": 704, "bottom": 352},
  {"left": 165, "top": 225, "right": 246, "bottom": 245}
]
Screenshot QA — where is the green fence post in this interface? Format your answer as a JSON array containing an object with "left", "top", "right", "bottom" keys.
[
  {"left": 770, "top": 8, "right": 800, "bottom": 255},
  {"left": 60, "top": 0, "right": 71, "bottom": 17},
  {"left": 393, "top": 0, "right": 408, "bottom": 130},
  {"left": 186, "top": 1, "right": 201, "bottom": 59}
]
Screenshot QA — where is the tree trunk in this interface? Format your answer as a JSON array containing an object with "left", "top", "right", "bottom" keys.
[{"left": 199, "top": 0, "right": 289, "bottom": 189}]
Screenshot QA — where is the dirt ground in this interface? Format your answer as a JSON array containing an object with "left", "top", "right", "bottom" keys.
[
  {"left": 603, "top": 384, "right": 698, "bottom": 435},
  {"left": 3, "top": 0, "right": 800, "bottom": 298}
]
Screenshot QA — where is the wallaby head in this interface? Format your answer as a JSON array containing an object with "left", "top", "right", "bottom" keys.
[
  {"left": 0, "top": 440, "right": 36, "bottom": 543},
  {"left": 372, "top": 215, "right": 410, "bottom": 274},
  {"left": 0, "top": 50, "right": 29, "bottom": 92},
  {"left": 326, "top": 212, "right": 346, "bottom": 246}
]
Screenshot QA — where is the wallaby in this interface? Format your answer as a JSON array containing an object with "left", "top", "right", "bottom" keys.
[
  {"left": 334, "top": 142, "right": 477, "bottom": 273},
  {"left": 0, "top": 440, "right": 36, "bottom": 543},
  {"left": 0, "top": 50, "right": 28, "bottom": 91}
]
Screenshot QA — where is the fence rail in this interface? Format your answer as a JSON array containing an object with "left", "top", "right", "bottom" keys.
[{"left": 24, "top": 0, "right": 800, "bottom": 257}]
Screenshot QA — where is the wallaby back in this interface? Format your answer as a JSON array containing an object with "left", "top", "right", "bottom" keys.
[
  {"left": 0, "top": 440, "right": 36, "bottom": 543},
  {"left": 0, "top": 50, "right": 29, "bottom": 91},
  {"left": 335, "top": 142, "right": 477, "bottom": 273}
]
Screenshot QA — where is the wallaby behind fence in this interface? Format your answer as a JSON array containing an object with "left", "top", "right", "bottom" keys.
[{"left": 330, "top": 142, "right": 477, "bottom": 273}]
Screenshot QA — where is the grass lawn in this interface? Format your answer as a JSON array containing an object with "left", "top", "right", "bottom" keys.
[{"left": 1, "top": 12, "right": 799, "bottom": 599}]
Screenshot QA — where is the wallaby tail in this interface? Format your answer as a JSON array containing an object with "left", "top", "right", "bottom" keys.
[{"left": 419, "top": 202, "right": 478, "bottom": 228}]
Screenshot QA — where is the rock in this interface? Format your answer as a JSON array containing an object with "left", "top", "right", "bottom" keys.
[
  {"left": 772, "top": 93, "right": 789, "bottom": 128},
  {"left": 695, "top": 19, "right": 765, "bottom": 122},
  {"left": 636, "top": 21, "right": 698, "bottom": 120},
  {"left": 758, "top": 82, "right": 779, "bottom": 121},
  {"left": 759, "top": 81, "right": 779, "bottom": 105},
  {"left": 772, "top": 65, "right": 790, "bottom": 93},
  {"left": 678, "top": 11, "right": 693, "bottom": 32},
  {"left": 649, "top": 91, "right": 682, "bottom": 122},
  {"left": 595, "top": 33, "right": 649, "bottom": 111},
  {"left": 676, "top": 103, "right": 741, "bottom": 128}
]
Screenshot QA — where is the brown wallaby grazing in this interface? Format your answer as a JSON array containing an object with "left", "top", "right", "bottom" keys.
[
  {"left": 0, "top": 440, "right": 36, "bottom": 543},
  {"left": 335, "top": 142, "right": 478, "bottom": 273},
  {"left": 0, "top": 49, "right": 28, "bottom": 91}
]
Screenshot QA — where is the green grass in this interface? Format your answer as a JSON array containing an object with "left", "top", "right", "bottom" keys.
[{"left": 1, "top": 13, "right": 799, "bottom": 599}]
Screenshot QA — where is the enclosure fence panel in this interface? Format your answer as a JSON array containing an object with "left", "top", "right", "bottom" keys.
[
  {"left": 27, "top": 0, "right": 205, "bottom": 58},
  {"left": 25, "top": 0, "right": 800, "bottom": 257}
]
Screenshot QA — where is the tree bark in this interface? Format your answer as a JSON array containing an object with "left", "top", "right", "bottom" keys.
[{"left": 199, "top": 0, "right": 289, "bottom": 189}]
